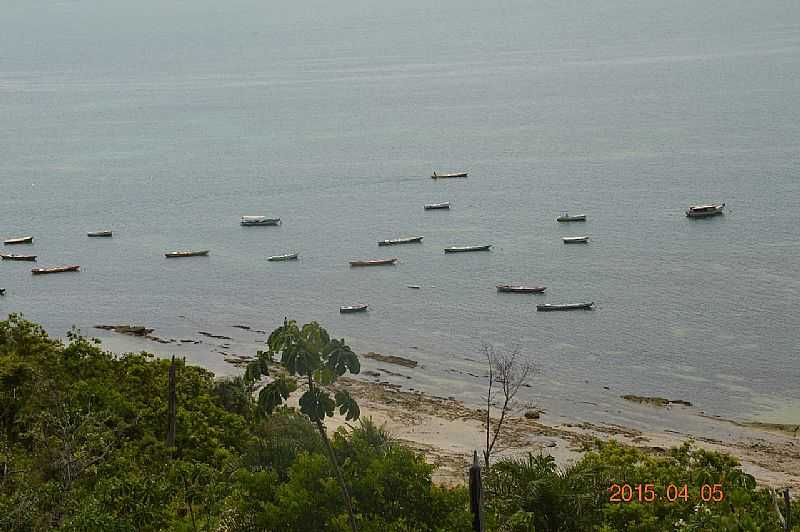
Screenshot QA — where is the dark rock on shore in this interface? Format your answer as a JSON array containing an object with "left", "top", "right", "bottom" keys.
[
  {"left": 621, "top": 395, "right": 693, "bottom": 408},
  {"left": 363, "top": 352, "right": 418, "bottom": 368},
  {"left": 95, "top": 324, "right": 174, "bottom": 344},
  {"left": 198, "top": 331, "right": 233, "bottom": 340},
  {"left": 95, "top": 325, "right": 153, "bottom": 336}
]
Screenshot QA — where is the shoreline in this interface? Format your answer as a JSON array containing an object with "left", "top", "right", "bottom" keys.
[
  {"left": 91, "top": 325, "right": 799, "bottom": 489},
  {"left": 329, "top": 374, "right": 800, "bottom": 490}
]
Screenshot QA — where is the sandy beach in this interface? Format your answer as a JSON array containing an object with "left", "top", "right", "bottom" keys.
[
  {"left": 326, "top": 356, "right": 800, "bottom": 491},
  {"left": 93, "top": 327, "right": 799, "bottom": 490}
]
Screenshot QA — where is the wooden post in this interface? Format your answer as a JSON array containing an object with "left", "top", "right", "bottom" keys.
[
  {"left": 469, "top": 450, "right": 484, "bottom": 532},
  {"left": 784, "top": 489, "right": 791, "bottom": 532},
  {"left": 166, "top": 356, "right": 177, "bottom": 451}
]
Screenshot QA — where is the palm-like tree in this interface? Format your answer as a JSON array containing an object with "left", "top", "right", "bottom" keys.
[{"left": 484, "top": 453, "right": 604, "bottom": 531}]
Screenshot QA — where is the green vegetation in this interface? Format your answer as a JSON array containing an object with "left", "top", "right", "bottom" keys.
[{"left": 0, "top": 314, "right": 795, "bottom": 531}]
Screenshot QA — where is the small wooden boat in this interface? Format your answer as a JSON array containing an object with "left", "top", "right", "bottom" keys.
[
  {"left": 1, "top": 254, "right": 36, "bottom": 261},
  {"left": 424, "top": 202, "right": 450, "bottom": 210},
  {"left": 497, "top": 285, "right": 546, "bottom": 293},
  {"left": 407, "top": 285, "right": 421, "bottom": 289},
  {"left": 431, "top": 171, "right": 467, "bottom": 179},
  {"left": 4, "top": 236, "right": 33, "bottom": 245},
  {"left": 87, "top": 230, "right": 113, "bottom": 237},
  {"left": 562, "top": 236, "right": 589, "bottom": 244},
  {"left": 340, "top": 304, "right": 368, "bottom": 313},
  {"left": 268, "top": 253, "right": 299, "bottom": 262},
  {"left": 557, "top": 213, "right": 586, "bottom": 222},
  {"left": 686, "top": 203, "right": 725, "bottom": 218},
  {"left": 165, "top": 250, "right": 210, "bottom": 258},
  {"left": 32, "top": 265, "right": 80, "bottom": 275},
  {"left": 241, "top": 216, "right": 281, "bottom": 226},
  {"left": 537, "top": 302, "right": 594, "bottom": 311},
  {"left": 349, "top": 258, "right": 398, "bottom": 267},
  {"left": 378, "top": 236, "right": 423, "bottom": 246},
  {"left": 444, "top": 245, "right": 492, "bottom": 253}
]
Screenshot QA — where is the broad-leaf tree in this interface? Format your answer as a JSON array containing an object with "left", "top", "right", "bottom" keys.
[{"left": 245, "top": 319, "right": 362, "bottom": 532}]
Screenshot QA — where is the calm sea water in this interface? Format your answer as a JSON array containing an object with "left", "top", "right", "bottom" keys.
[{"left": 2, "top": 0, "right": 799, "bottom": 424}]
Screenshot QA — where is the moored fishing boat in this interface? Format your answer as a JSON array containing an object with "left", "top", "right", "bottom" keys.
[
  {"left": 556, "top": 213, "right": 586, "bottom": 222},
  {"left": 87, "top": 230, "right": 113, "bottom": 237},
  {"left": 165, "top": 250, "right": 210, "bottom": 258},
  {"left": 1, "top": 254, "right": 36, "bottom": 261},
  {"left": 31, "top": 265, "right": 80, "bottom": 275},
  {"left": 340, "top": 304, "right": 368, "bottom": 313},
  {"left": 424, "top": 202, "right": 450, "bottom": 210},
  {"left": 349, "top": 258, "right": 398, "bottom": 267},
  {"left": 686, "top": 203, "right": 725, "bottom": 218},
  {"left": 444, "top": 245, "right": 492, "bottom": 253},
  {"left": 241, "top": 216, "right": 281, "bottom": 226},
  {"left": 4, "top": 236, "right": 33, "bottom": 245},
  {"left": 378, "top": 236, "right": 423, "bottom": 246},
  {"left": 497, "top": 285, "right": 546, "bottom": 293},
  {"left": 431, "top": 171, "right": 467, "bottom": 179},
  {"left": 562, "top": 236, "right": 589, "bottom": 244},
  {"left": 268, "top": 253, "right": 299, "bottom": 261},
  {"left": 537, "top": 302, "right": 594, "bottom": 311}
]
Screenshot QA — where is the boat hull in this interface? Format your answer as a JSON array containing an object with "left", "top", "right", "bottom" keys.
[
  {"left": 340, "top": 305, "right": 368, "bottom": 313},
  {"left": 497, "top": 285, "right": 546, "bottom": 293},
  {"left": 424, "top": 203, "right": 450, "bottom": 210},
  {"left": 431, "top": 172, "right": 467, "bottom": 179},
  {"left": 31, "top": 265, "right": 80, "bottom": 275},
  {"left": 444, "top": 245, "right": 492, "bottom": 253},
  {"left": 686, "top": 203, "right": 724, "bottom": 218},
  {"left": 562, "top": 236, "right": 589, "bottom": 244},
  {"left": 241, "top": 216, "right": 281, "bottom": 226},
  {"left": 4, "top": 237, "right": 33, "bottom": 245},
  {"left": 268, "top": 253, "right": 299, "bottom": 261},
  {"left": 557, "top": 215, "right": 586, "bottom": 222},
  {"left": 378, "top": 236, "right": 423, "bottom": 246},
  {"left": 165, "top": 250, "right": 210, "bottom": 258},
  {"left": 537, "top": 302, "right": 594, "bottom": 311},
  {"left": 87, "top": 231, "right": 112, "bottom": 237},
  {"left": 349, "top": 258, "right": 398, "bottom": 267},
  {"left": 1, "top": 254, "right": 36, "bottom": 261}
]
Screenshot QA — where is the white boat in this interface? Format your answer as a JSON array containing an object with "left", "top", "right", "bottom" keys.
[
  {"left": 431, "top": 171, "right": 467, "bottom": 179},
  {"left": 424, "top": 202, "right": 450, "bottom": 210},
  {"left": 562, "top": 236, "right": 589, "bottom": 244},
  {"left": 165, "top": 250, "right": 210, "bottom": 258},
  {"left": 686, "top": 203, "right": 725, "bottom": 218},
  {"left": 4, "top": 236, "right": 33, "bottom": 245},
  {"left": 349, "top": 258, "right": 398, "bottom": 267},
  {"left": 268, "top": 253, "right": 299, "bottom": 261},
  {"left": 241, "top": 216, "right": 281, "bottom": 226},
  {"left": 444, "top": 245, "right": 492, "bottom": 253},
  {"left": 556, "top": 213, "right": 586, "bottom": 222},
  {"left": 340, "top": 304, "right": 368, "bottom": 313},
  {"left": 378, "top": 236, "right": 423, "bottom": 246}
]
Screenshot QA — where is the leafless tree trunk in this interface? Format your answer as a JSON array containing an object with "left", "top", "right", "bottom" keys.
[{"left": 482, "top": 344, "right": 535, "bottom": 468}]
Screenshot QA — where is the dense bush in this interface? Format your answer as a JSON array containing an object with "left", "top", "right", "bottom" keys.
[
  {"left": 484, "top": 441, "right": 799, "bottom": 531},
  {"left": 0, "top": 314, "right": 795, "bottom": 531},
  {"left": 0, "top": 315, "right": 469, "bottom": 531}
]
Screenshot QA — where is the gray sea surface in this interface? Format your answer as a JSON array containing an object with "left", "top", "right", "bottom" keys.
[{"left": 1, "top": 0, "right": 799, "bottom": 424}]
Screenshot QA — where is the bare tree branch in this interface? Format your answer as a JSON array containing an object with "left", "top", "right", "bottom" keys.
[{"left": 482, "top": 343, "right": 535, "bottom": 468}]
